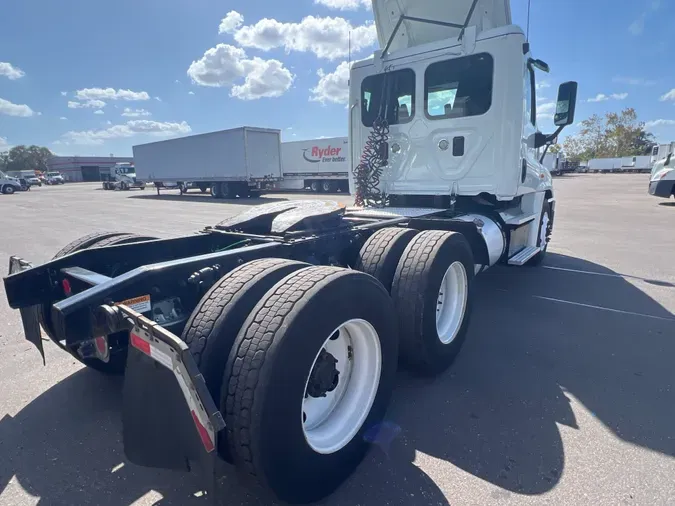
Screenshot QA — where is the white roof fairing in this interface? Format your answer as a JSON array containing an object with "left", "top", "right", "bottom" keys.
[{"left": 371, "top": 0, "right": 512, "bottom": 53}]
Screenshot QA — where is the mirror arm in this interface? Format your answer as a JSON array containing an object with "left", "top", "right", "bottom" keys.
[{"left": 538, "top": 126, "right": 565, "bottom": 164}]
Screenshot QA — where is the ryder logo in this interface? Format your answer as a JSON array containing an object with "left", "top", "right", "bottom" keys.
[{"left": 302, "top": 145, "right": 345, "bottom": 164}]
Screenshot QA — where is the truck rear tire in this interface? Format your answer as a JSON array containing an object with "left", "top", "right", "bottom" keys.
[
  {"left": 391, "top": 230, "right": 474, "bottom": 376},
  {"left": 40, "top": 232, "right": 158, "bottom": 375},
  {"left": 354, "top": 227, "right": 418, "bottom": 292},
  {"left": 322, "top": 180, "right": 336, "bottom": 193},
  {"left": 223, "top": 267, "right": 398, "bottom": 504},
  {"left": 183, "top": 258, "right": 308, "bottom": 460},
  {"left": 310, "top": 181, "right": 321, "bottom": 193}
]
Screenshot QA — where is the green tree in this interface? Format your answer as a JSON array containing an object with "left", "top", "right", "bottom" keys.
[
  {"left": 548, "top": 143, "right": 562, "bottom": 154},
  {"left": 562, "top": 108, "right": 654, "bottom": 161},
  {"left": 3, "top": 145, "right": 53, "bottom": 173}
]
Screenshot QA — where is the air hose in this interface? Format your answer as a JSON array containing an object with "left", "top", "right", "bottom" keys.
[
  {"left": 353, "top": 71, "right": 393, "bottom": 208},
  {"left": 353, "top": 117, "right": 390, "bottom": 207}
]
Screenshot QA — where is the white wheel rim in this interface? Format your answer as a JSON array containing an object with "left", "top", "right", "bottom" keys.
[
  {"left": 436, "top": 261, "right": 468, "bottom": 344},
  {"left": 302, "top": 319, "right": 381, "bottom": 455}
]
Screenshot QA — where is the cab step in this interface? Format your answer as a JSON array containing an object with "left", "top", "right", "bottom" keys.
[
  {"left": 500, "top": 210, "right": 538, "bottom": 226},
  {"left": 508, "top": 246, "right": 540, "bottom": 266}
]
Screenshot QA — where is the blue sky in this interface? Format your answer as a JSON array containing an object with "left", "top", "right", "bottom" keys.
[{"left": 1, "top": 0, "right": 674, "bottom": 156}]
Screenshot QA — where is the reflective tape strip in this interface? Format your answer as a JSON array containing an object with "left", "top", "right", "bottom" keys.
[{"left": 131, "top": 325, "right": 216, "bottom": 452}]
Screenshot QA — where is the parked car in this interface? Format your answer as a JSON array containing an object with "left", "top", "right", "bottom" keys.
[
  {"left": 45, "top": 171, "right": 65, "bottom": 184},
  {"left": 25, "top": 175, "right": 42, "bottom": 187},
  {"left": 0, "top": 171, "right": 23, "bottom": 194}
]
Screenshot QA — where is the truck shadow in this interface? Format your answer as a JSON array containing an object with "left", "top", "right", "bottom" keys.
[
  {"left": 369, "top": 253, "right": 675, "bottom": 499},
  {"left": 1, "top": 253, "right": 673, "bottom": 505}
]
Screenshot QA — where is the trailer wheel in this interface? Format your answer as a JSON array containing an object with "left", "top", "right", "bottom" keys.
[
  {"left": 224, "top": 267, "right": 398, "bottom": 504},
  {"left": 210, "top": 183, "right": 222, "bottom": 199},
  {"left": 354, "top": 227, "right": 418, "bottom": 291},
  {"left": 391, "top": 230, "right": 474, "bottom": 376},
  {"left": 527, "top": 201, "right": 553, "bottom": 267},
  {"left": 322, "top": 180, "right": 336, "bottom": 193},
  {"left": 310, "top": 181, "right": 321, "bottom": 193},
  {"left": 183, "top": 258, "right": 309, "bottom": 460},
  {"left": 40, "top": 232, "right": 158, "bottom": 375}
]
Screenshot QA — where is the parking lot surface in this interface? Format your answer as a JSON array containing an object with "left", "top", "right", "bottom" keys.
[{"left": 1, "top": 175, "right": 673, "bottom": 506}]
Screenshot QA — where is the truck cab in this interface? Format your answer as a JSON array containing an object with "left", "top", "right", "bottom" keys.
[
  {"left": 103, "top": 163, "right": 146, "bottom": 190},
  {"left": 349, "top": 0, "right": 576, "bottom": 208}
]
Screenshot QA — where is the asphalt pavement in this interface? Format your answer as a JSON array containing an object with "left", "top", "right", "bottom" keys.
[{"left": 1, "top": 175, "right": 673, "bottom": 506}]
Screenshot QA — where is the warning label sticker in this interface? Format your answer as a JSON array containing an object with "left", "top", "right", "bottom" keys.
[{"left": 119, "top": 294, "right": 152, "bottom": 313}]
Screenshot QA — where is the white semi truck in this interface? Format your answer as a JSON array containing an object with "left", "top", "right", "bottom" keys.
[
  {"left": 101, "top": 163, "right": 146, "bottom": 191},
  {"left": 277, "top": 137, "right": 350, "bottom": 193},
  {"left": 133, "top": 127, "right": 283, "bottom": 198},
  {"left": 649, "top": 151, "right": 675, "bottom": 199},
  {"left": 4, "top": 0, "right": 577, "bottom": 503}
]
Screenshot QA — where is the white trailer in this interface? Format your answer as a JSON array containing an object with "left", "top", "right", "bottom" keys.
[
  {"left": 588, "top": 158, "right": 621, "bottom": 173},
  {"left": 274, "top": 137, "right": 350, "bottom": 193},
  {"left": 133, "top": 127, "right": 283, "bottom": 198},
  {"left": 542, "top": 153, "right": 561, "bottom": 175}
]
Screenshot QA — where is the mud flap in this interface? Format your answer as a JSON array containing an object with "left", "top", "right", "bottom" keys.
[
  {"left": 119, "top": 307, "right": 224, "bottom": 496},
  {"left": 8, "top": 257, "right": 45, "bottom": 364}
]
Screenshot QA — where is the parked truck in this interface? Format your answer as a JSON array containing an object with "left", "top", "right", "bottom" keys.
[
  {"left": 275, "top": 137, "right": 350, "bottom": 193},
  {"left": 3, "top": 0, "right": 578, "bottom": 503},
  {"left": 133, "top": 127, "right": 283, "bottom": 198},
  {"left": 649, "top": 151, "right": 675, "bottom": 199},
  {"left": 102, "top": 163, "right": 146, "bottom": 190}
]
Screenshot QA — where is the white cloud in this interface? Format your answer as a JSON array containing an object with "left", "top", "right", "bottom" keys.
[
  {"left": 233, "top": 16, "right": 377, "bottom": 59},
  {"left": 660, "top": 89, "right": 675, "bottom": 101},
  {"left": 68, "top": 99, "right": 106, "bottom": 109},
  {"left": 60, "top": 116, "right": 68, "bottom": 120},
  {"left": 0, "top": 97, "right": 34, "bottom": 117},
  {"left": 122, "top": 107, "right": 151, "bottom": 117},
  {"left": 0, "top": 136, "right": 9, "bottom": 149},
  {"left": 61, "top": 120, "right": 192, "bottom": 145},
  {"left": 645, "top": 119, "right": 675, "bottom": 128},
  {"left": 188, "top": 44, "right": 248, "bottom": 87},
  {"left": 0, "top": 62, "right": 25, "bottom": 80},
  {"left": 94, "top": 110, "right": 105, "bottom": 115},
  {"left": 535, "top": 80, "right": 551, "bottom": 90},
  {"left": 75, "top": 87, "right": 151, "bottom": 101},
  {"left": 219, "top": 11, "right": 245, "bottom": 34},
  {"left": 587, "top": 93, "right": 628, "bottom": 102},
  {"left": 187, "top": 44, "right": 294, "bottom": 99},
  {"left": 60, "top": 91, "right": 68, "bottom": 96},
  {"left": 628, "top": 14, "right": 645, "bottom": 35},
  {"left": 154, "top": 96, "right": 162, "bottom": 101},
  {"left": 231, "top": 58, "right": 294, "bottom": 100},
  {"left": 314, "top": 0, "right": 370, "bottom": 10},
  {"left": 310, "top": 61, "right": 350, "bottom": 104},
  {"left": 188, "top": 91, "right": 195, "bottom": 95},
  {"left": 613, "top": 76, "right": 657, "bottom": 86},
  {"left": 537, "top": 101, "right": 556, "bottom": 121}
]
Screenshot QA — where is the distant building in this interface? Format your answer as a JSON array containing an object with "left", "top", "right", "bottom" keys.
[{"left": 47, "top": 156, "right": 133, "bottom": 182}]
